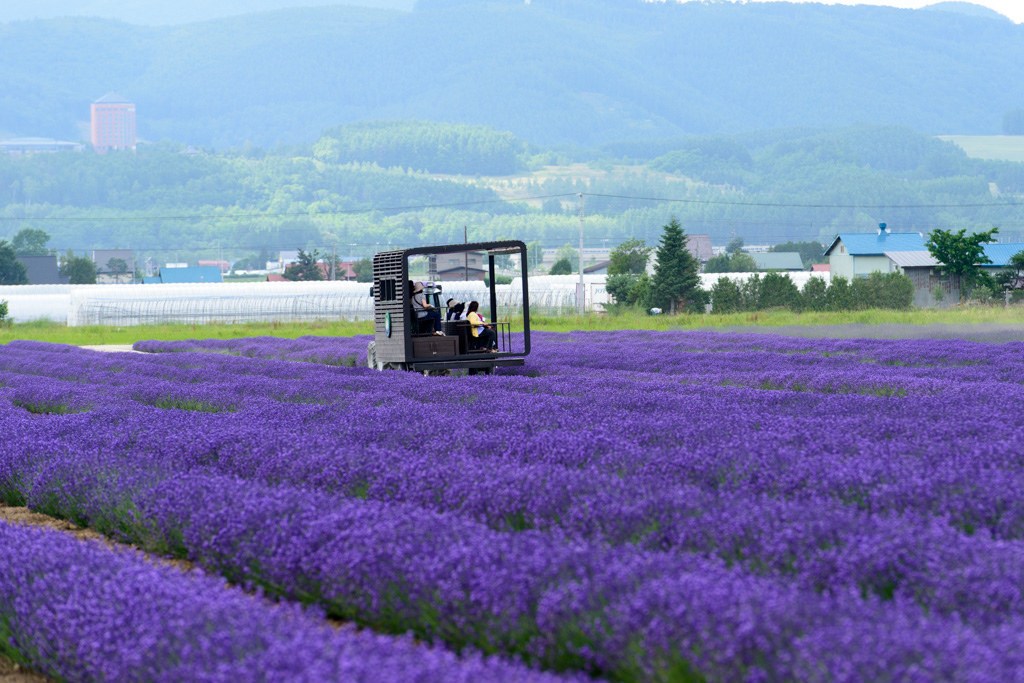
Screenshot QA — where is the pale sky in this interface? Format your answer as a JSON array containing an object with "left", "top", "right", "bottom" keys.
[{"left": 715, "top": 1, "right": 1023, "bottom": 23}]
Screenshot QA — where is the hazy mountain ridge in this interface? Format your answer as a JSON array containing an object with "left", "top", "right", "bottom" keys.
[
  {"left": 923, "top": 2, "right": 1012, "bottom": 21},
  {"left": 1, "top": 1, "right": 1021, "bottom": 148}
]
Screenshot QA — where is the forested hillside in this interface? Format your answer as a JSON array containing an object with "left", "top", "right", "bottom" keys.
[
  {"left": 2, "top": 126, "right": 1021, "bottom": 268},
  {"left": 312, "top": 122, "right": 527, "bottom": 175},
  {"left": 1, "top": 1, "right": 1021, "bottom": 147}
]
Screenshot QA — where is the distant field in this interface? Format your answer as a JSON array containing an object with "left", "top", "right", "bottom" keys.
[
  {"left": 938, "top": 135, "right": 1024, "bottom": 162},
  {"left": 459, "top": 163, "right": 693, "bottom": 208}
]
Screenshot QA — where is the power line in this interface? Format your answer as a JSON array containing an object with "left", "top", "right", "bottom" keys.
[
  {"left": 584, "top": 192, "right": 1024, "bottom": 211},
  {"left": 0, "top": 194, "right": 579, "bottom": 223},
  {"left": 0, "top": 191, "right": 1020, "bottom": 224}
]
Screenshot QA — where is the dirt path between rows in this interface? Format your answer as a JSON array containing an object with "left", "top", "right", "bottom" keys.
[
  {"left": 80, "top": 344, "right": 141, "bottom": 353},
  {"left": 0, "top": 505, "right": 191, "bottom": 572},
  {"left": 0, "top": 658, "right": 45, "bottom": 683}
]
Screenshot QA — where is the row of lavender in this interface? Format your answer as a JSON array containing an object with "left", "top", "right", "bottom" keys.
[
  {"left": 2, "top": 333, "right": 1024, "bottom": 679},
  {"left": 117, "top": 332, "right": 1024, "bottom": 542},
  {"left": 0, "top": 519, "right": 570, "bottom": 682},
  {"left": 4, "top": 439, "right": 1017, "bottom": 681}
]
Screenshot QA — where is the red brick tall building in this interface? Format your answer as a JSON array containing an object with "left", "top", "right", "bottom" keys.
[{"left": 90, "top": 93, "right": 136, "bottom": 153}]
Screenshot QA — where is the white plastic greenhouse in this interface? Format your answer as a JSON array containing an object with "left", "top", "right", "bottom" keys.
[
  {"left": 0, "top": 272, "right": 827, "bottom": 326},
  {"left": 699, "top": 272, "right": 830, "bottom": 290}
]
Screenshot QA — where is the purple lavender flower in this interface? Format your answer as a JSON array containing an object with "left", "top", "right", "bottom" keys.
[{"left": 3, "top": 331, "right": 1024, "bottom": 680}]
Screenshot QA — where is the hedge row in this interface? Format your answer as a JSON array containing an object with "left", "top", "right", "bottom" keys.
[{"left": 710, "top": 272, "right": 914, "bottom": 313}]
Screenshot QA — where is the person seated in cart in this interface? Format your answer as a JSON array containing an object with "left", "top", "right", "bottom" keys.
[
  {"left": 446, "top": 298, "right": 465, "bottom": 321},
  {"left": 411, "top": 281, "right": 443, "bottom": 334},
  {"left": 465, "top": 300, "right": 497, "bottom": 350}
]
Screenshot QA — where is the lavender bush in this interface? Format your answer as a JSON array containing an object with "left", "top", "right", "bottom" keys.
[
  {"left": 0, "top": 520, "right": 574, "bottom": 682},
  {"left": 2, "top": 331, "right": 1024, "bottom": 680}
]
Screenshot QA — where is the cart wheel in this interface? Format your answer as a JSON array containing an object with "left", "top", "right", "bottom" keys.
[{"left": 366, "top": 341, "right": 377, "bottom": 369}]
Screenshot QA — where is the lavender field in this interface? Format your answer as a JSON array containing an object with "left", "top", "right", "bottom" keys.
[{"left": 3, "top": 330, "right": 1024, "bottom": 681}]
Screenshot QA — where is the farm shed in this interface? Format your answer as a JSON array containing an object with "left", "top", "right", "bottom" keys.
[
  {"left": 884, "top": 251, "right": 954, "bottom": 308},
  {"left": 92, "top": 249, "right": 136, "bottom": 284},
  {"left": 885, "top": 242, "right": 1024, "bottom": 306}
]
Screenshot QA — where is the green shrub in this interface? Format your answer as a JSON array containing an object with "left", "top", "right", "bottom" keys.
[
  {"left": 710, "top": 277, "right": 743, "bottom": 314},
  {"left": 606, "top": 272, "right": 651, "bottom": 308},
  {"left": 549, "top": 257, "right": 573, "bottom": 275},
  {"left": 850, "top": 272, "right": 914, "bottom": 310},
  {"left": 740, "top": 273, "right": 762, "bottom": 310},
  {"left": 826, "top": 276, "right": 854, "bottom": 311},
  {"left": 801, "top": 276, "right": 829, "bottom": 312},
  {"left": 759, "top": 272, "right": 800, "bottom": 310}
]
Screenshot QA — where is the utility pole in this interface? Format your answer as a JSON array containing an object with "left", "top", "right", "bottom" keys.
[
  {"left": 464, "top": 225, "right": 468, "bottom": 281},
  {"left": 577, "top": 192, "right": 585, "bottom": 315}
]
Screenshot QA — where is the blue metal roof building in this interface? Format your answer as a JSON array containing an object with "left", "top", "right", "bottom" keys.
[
  {"left": 147, "top": 266, "right": 223, "bottom": 284},
  {"left": 982, "top": 243, "right": 1024, "bottom": 267},
  {"left": 824, "top": 224, "right": 926, "bottom": 279},
  {"left": 824, "top": 230, "right": 927, "bottom": 257}
]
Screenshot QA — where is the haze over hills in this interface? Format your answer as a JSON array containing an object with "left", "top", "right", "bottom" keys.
[
  {"left": 0, "top": 1, "right": 1014, "bottom": 25},
  {"left": 0, "top": 0, "right": 415, "bottom": 25},
  {"left": 1, "top": 1, "right": 1021, "bottom": 149},
  {"left": 923, "top": 1, "right": 1015, "bottom": 21}
]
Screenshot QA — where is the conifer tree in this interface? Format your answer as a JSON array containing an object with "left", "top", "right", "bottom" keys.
[
  {"left": 650, "top": 217, "right": 704, "bottom": 313},
  {"left": 283, "top": 249, "right": 325, "bottom": 281}
]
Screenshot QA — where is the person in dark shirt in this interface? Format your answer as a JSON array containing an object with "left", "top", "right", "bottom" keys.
[{"left": 446, "top": 298, "right": 465, "bottom": 321}]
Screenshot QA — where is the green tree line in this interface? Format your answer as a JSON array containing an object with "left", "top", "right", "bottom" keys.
[{"left": 709, "top": 272, "right": 914, "bottom": 313}]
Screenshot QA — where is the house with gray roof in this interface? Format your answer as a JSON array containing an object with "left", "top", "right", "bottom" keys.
[
  {"left": 93, "top": 249, "right": 136, "bottom": 284},
  {"left": 884, "top": 251, "right": 948, "bottom": 307},
  {"left": 885, "top": 242, "right": 1024, "bottom": 307},
  {"left": 16, "top": 255, "right": 68, "bottom": 285},
  {"left": 751, "top": 252, "right": 804, "bottom": 271}
]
